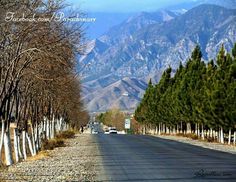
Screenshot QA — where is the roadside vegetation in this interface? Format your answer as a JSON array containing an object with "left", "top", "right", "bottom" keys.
[
  {"left": 42, "top": 130, "right": 75, "bottom": 150},
  {"left": 97, "top": 108, "right": 126, "bottom": 131},
  {"left": 0, "top": 0, "right": 89, "bottom": 167},
  {"left": 97, "top": 108, "right": 141, "bottom": 134},
  {"left": 135, "top": 44, "right": 236, "bottom": 145}
]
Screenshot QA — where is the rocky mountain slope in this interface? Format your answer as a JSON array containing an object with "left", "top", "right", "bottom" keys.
[
  {"left": 80, "top": 4, "right": 236, "bottom": 112},
  {"left": 82, "top": 77, "right": 147, "bottom": 112}
]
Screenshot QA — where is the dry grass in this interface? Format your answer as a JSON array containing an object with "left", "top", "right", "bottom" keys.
[
  {"left": 41, "top": 138, "right": 65, "bottom": 150},
  {"left": 175, "top": 133, "right": 229, "bottom": 144},
  {"left": 185, "top": 133, "right": 199, "bottom": 140},
  {"left": 27, "top": 151, "right": 50, "bottom": 161},
  {"left": 0, "top": 162, "right": 5, "bottom": 170},
  {"left": 26, "top": 131, "right": 76, "bottom": 160},
  {"left": 206, "top": 137, "right": 217, "bottom": 143},
  {"left": 56, "top": 130, "right": 75, "bottom": 139},
  {"left": 176, "top": 133, "right": 199, "bottom": 140},
  {"left": 0, "top": 130, "right": 75, "bottom": 167},
  {"left": 38, "top": 130, "right": 76, "bottom": 151}
]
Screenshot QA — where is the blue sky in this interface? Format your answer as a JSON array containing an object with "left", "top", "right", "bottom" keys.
[
  {"left": 67, "top": 0, "right": 195, "bottom": 12},
  {"left": 65, "top": 0, "right": 200, "bottom": 39}
]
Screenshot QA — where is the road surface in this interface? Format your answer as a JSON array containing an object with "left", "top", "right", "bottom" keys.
[{"left": 95, "top": 134, "right": 236, "bottom": 181}]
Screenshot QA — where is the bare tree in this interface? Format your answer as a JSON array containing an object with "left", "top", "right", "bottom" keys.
[{"left": 0, "top": 0, "right": 88, "bottom": 166}]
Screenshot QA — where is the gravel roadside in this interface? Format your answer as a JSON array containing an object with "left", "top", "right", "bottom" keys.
[
  {"left": 153, "top": 134, "right": 236, "bottom": 154},
  {"left": 0, "top": 133, "right": 104, "bottom": 182}
]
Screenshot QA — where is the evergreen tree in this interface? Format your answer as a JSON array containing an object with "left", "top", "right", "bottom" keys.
[
  {"left": 200, "top": 60, "right": 217, "bottom": 129},
  {"left": 135, "top": 44, "right": 236, "bottom": 142},
  {"left": 232, "top": 43, "right": 236, "bottom": 58},
  {"left": 157, "top": 68, "right": 173, "bottom": 123},
  {"left": 191, "top": 45, "right": 202, "bottom": 60},
  {"left": 134, "top": 79, "right": 153, "bottom": 125}
]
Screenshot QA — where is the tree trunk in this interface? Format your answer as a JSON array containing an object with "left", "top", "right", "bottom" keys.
[
  {"left": 58, "top": 117, "right": 62, "bottom": 131},
  {"left": 22, "top": 130, "right": 27, "bottom": 160},
  {"left": 195, "top": 123, "right": 198, "bottom": 135},
  {"left": 234, "top": 131, "right": 236, "bottom": 145},
  {"left": 180, "top": 121, "right": 183, "bottom": 133},
  {"left": 46, "top": 119, "right": 50, "bottom": 139},
  {"left": 64, "top": 123, "right": 68, "bottom": 131},
  {"left": 51, "top": 118, "right": 55, "bottom": 138},
  {"left": 173, "top": 126, "right": 176, "bottom": 135},
  {"left": 17, "top": 135, "right": 23, "bottom": 159},
  {"left": 0, "top": 120, "right": 5, "bottom": 164},
  {"left": 155, "top": 126, "right": 158, "bottom": 135},
  {"left": 201, "top": 124, "right": 204, "bottom": 140},
  {"left": 30, "top": 122, "right": 37, "bottom": 155},
  {"left": 35, "top": 132, "right": 39, "bottom": 151},
  {"left": 214, "top": 131, "right": 217, "bottom": 141},
  {"left": 26, "top": 132, "right": 35, "bottom": 156},
  {"left": 4, "top": 130, "right": 13, "bottom": 166},
  {"left": 220, "top": 127, "right": 224, "bottom": 144},
  {"left": 210, "top": 128, "right": 213, "bottom": 138},
  {"left": 197, "top": 124, "right": 200, "bottom": 137},
  {"left": 31, "top": 128, "right": 37, "bottom": 155},
  {"left": 49, "top": 120, "right": 51, "bottom": 138},
  {"left": 38, "top": 123, "right": 43, "bottom": 146},
  {"left": 166, "top": 126, "right": 169, "bottom": 134},
  {"left": 13, "top": 128, "right": 20, "bottom": 163},
  {"left": 43, "top": 119, "right": 46, "bottom": 138},
  {"left": 158, "top": 123, "right": 161, "bottom": 135},
  {"left": 218, "top": 128, "right": 220, "bottom": 143},
  {"left": 163, "top": 124, "right": 166, "bottom": 133},
  {"left": 228, "top": 128, "right": 231, "bottom": 145},
  {"left": 35, "top": 123, "right": 39, "bottom": 151},
  {"left": 186, "top": 123, "right": 191, "bottom": 134},
  {"left": 62, "top": 121, "right": 65, "bottom": 131}
]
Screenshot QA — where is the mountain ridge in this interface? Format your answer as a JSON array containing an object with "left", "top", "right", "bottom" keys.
[{"left": 80, "top": 4, "right": 236, "bottom": 112}]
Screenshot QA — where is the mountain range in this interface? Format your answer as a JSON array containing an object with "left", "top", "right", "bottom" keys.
[{"left": 80, "top": 4, "right": 236, "bottom": 112}]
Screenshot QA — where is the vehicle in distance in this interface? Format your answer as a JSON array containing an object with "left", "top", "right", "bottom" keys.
[
  {"left": 92, "top": 129, "right": 98, "bottom": 134},
  {"left": 109, "top": 127, "right": 117, "bottom": 134},
  {"left": 104, "top": 129, "right": 110, "bottom": 134}
]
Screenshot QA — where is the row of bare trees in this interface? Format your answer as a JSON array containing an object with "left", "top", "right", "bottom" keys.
[{"left": 0, "top": 0, "right": 88, "bottom": 166}]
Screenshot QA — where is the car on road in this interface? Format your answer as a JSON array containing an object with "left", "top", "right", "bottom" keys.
[
  {"left": 92, "top": 129, "right": 98, "bottom": 134},
  {"left": 109, "top": 127, "right": 117, "bottom": 134},
  {"left": 104, "top": 129, "right": 110, "bottom": 134}
]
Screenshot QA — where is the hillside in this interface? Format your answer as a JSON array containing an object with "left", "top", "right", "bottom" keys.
[{"left": 80, "top": 4, "right": 236, "bottom": 112}]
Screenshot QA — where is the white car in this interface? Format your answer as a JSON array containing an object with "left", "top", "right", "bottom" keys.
[
  {"left": 109, "top": 127, "right": 117, "bottom": 134},
  {"left": 92, "top": 129, "right": 98, "bottom": 134},
  {"left": 104, "top": 129, "right": 110, "bottom": 134}
]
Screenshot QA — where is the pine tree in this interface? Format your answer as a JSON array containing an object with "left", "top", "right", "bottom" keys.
[
  {"left": 211, "top": 46, "right": 233, "bottom": 143},
  {"left": 232, "top": 43, "right": 236, "bottom": 58},
  {"left": 135, "top": 44, "right": 236, "bottom": 141},
  {"left": 191, "top": 45, "right": 202, "bottom": 61},
  {"left": 154, "top": 68, "right": 172, "bottom": 125},
  {"left": 134, "top": 79, "right": 153, "bottom": 125},
  {"left": 200, "top": 60, "right": 217, "bottom": 130}
]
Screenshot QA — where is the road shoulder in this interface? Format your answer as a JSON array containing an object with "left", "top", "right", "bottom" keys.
[
  {"left": 151, "top": 134, "right": 236, "bottom": 155},
  {"left": 0, "top": 133, "right": 102, "bottom": 182}
]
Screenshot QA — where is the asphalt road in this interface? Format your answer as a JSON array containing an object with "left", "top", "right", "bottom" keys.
[{"left": 95, "top": 134, "right": 236, "bottom": 182}]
